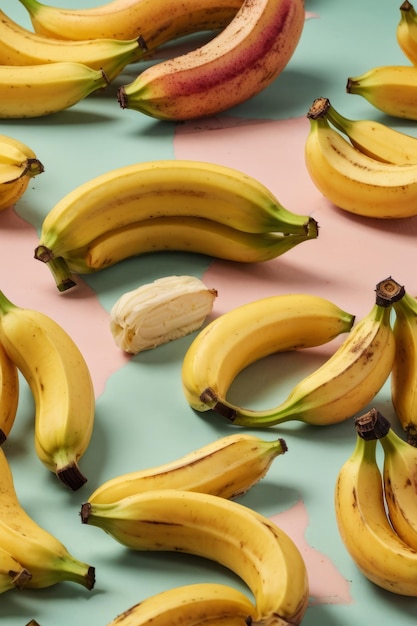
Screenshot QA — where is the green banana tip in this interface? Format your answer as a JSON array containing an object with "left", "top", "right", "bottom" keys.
[{"left": 355, "top": 408, "right": 391, "bottom": 440}]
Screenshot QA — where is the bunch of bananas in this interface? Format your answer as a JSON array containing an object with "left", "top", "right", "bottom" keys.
[
  {"left": 335, "top": 408, "right": 417, "bottom": 596},
  {"left": 0, "top": 134, "right": 44, "bottom": 210},
  {"left": 33, "top": 159, "right": 318, "bottom": 292},
  {"left": 0, "top": 289, "right": 95, "bottom": 490}
]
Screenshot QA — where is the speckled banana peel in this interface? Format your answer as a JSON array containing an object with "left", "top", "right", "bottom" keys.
[
  {"left": 117, "top": 0, "right": 305, "bottom": 120},
  {"left": 0, "top": 545, "right": 32, "bottom": 593},
  {"left": 18, "top": 0, "right": 242, "bottom": 52},
  {"left": 106, "top": 583, "right": 256, "bottom": 626},
  {"left": 0, "top": 62, "right": 108, "bottom": 119},
  {"left": 88, "top": 432, "right": 287, "bottom": 504},
  {"left": 0, "top": 8, "right": 146, "bottom": 81},
  {"left": 397, "top": 0, "right": 417, "bottom": 65},
  {"left": 0, "top": 448, "right": 95, "bottom": 590},
  {"left": 81, "top": 489, "right": 309, "bottom": 625},
  {"left": 0, "top": 134, "right": 44, "bottom": 210},
  {"left": 335, "top": 411, "right": 417, "bottom": 597},
  {"left": 0, "top": 341, "right": 19, "bottom": 447},
  {"left": 0, "top": 290, "right": 95, "bottom": 491},
  {"left": 305, "top": 97, "right": 417, "bottom": 217},
  {"left": 33, "top": 159, "right": 318, "bottom": 291},
  {"left": 193, "top": 278, "right": 399, "bottom": 428}
]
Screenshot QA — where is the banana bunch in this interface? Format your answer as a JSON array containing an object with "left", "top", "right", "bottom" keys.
[
  {"left": 0, "top": 447, "right": 95, "bottom": 590},
  {"left": 81, "top": 488, "right": 309, "bottom": 625},
  {"left": 33, "top": 159, "right": 318, "bottom": 292},
  {"left": 305, "top": 96, "right": 417, "bottom": 218},
  {"left": 0, "top": 134, "right": 44, "bottom": 210},
  {"left": 183, "top": 278, "right": 401, "bottom": 427},
  {"left": 335, "top": 408, "right": 417, "bottom": 596},
  {"left": 117, "top": 0, "right": 305, "bottom": 120},
  {"left": 0, "top": 290, "right": 95, "bottom": 490}
]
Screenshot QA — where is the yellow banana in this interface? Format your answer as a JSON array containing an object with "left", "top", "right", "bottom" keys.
[
  {"left": 81, "top": 489, "right": 309, "bottom": 624},
  {"left": 106, "top": 583, "right": 256, "bottom": 626},
  {"left": 0, "top": 134, "right": 44, "bottom": 210},
  {"left": 335, "top": 412, "right": 417, "bottom": 596},
  {"left": 197, "top": 279, "right": 397, "bottom": 427},
  {"left": 0, "top": 290, "right": 95, "bottom": 490},
  {"left": 346, "top": 65, "right": 417, "bottom": 121},
  {"left": 305, "top": 97, "right": 417, "bottom": 218},
  {"left": 0, "top": 341, "right": 19, "bottom": 446},
  {"left": 88, "top": 432, "right": 287, "bottom": 505},
  {"left": 0, "top": 545, "right": 32, "bottom": 593},
  {"left": 0, "top": 447, "right": 95, "bottom": 589},
  {"left": 397, "top": 0, "right": 417, "bottom": 65},
  {"left": 0, "top": 9, "right": 146, "bottom": 81},
  {"left": 117, "top": 0, "right": 305, "bottom": 120},
  {"left": 18, "top": 0, "right": 242, "bottom": 50},
  {"left": 0, "top": 62, "right": 108, "bottom": 119}
]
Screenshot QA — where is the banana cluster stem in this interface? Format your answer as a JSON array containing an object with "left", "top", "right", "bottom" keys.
[{"left": 34, "top": 249, "right": 76, "bottom": 292}]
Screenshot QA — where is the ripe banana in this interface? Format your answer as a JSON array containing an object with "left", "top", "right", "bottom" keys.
[
  {"left": 0, "top": 134, "right": 44, "bottom": 210},
  {"left": 0, "top": 290, "right": 95, "bottom": 490},
  {"left": 88, "top": 432, "right": 287, "bottom": 504},
  {"left": 391, "top": 289, "right": 417, "bottom": 446},
  {"left": 106, "top": 583, "right": 256, "bottom": 626},
  {"left": 346, "top": 65, "right": 417, "bottom": 121},
  {"left": 18, "top": 0, "right": 242, "bottom": 51},
  {"left": 317, "top": 96, "right": 417, "bottom": 164},
  {"left": 397, "top": 0, "right": 417, "bottom": 66},
  {"left": 33, "top": 159, "right": 318, "bottom": 291},
  {"left": 0, "top": 447, "right": 95, "bottom": 589},
  {"left": 0, "top": 545, "right": 32, "bottom": 593},
  {"left": 0, "top": 341, "right": 19, "bottom": 446},
  {"left": 117, "top": 0, "right": 305, "bottom": 120},
  {"left": 81, "top": 489, "right": 309, "bottom": 624},
  {"left": 0, "top": 9, "right": 146, "bottom": 82},
  {"left": 335, "top": 412, "right": 417, "bottom": 596},
  {"left": 197, "top": 278, "right": 398, "bottom": 427},
  {"left": 0, "top": 62, "right": 108, "bottom": 119},
  {"left": 305, "top": 96, "right": 417, "bottom": 218}
]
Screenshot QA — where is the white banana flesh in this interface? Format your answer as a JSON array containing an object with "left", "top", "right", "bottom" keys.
[{"left": 110, "top": 275, "right": 217, "bottom": 354}]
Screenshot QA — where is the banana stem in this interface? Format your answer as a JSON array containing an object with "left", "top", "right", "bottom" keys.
[
  {"left": 33, "top": 250, "right": 77, "bottom": 292},
  {"left": 354, "top": 408, "right": 391, "bottom": 440},
  {"left": 0, "top": 290, "right": 16, "bottom": 316}
]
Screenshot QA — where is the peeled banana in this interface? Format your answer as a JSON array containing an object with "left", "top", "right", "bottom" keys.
[
  {"left": 397, "top": 0, "right": 417, "bottom": 66},
  {"left": 0, "top": 134, "right": 44, "bottom": 210}
]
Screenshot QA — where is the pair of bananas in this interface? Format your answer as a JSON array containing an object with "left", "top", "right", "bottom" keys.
[
  {"left": 182, "top": 277, "right": 417, "bottom": 435},
  {"left": 305, "top": 96, "right": 417, "bottom": 218},
  {"left": 14, "top": 0, "right": 305, "bottom": 121},
  {"left": 33, "top": 159, "right": 318, "bottom": 292},
  {"left": 0, "top": 290, "right": 95, "bottom": 490},
  {"left": 335, "top": 408, "right": 417, "bottom": 596},
  {"left": 0, "top": 134, "right": 44, "bottom": 211},
  {"left": 80, "top": 432, "right": 309, "bottom": 626}
]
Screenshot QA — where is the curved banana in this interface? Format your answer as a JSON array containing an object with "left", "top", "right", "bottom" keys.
[
  {"left": 397, "top": 0, "right": 417, "bottom": 65},
  {"left": 0, "top": 62, "right": 108, "bottom": 119},
  {"left": 106, "top": 583, "right": 256, "bottom": 626},
  {"left": 305, "top": 97, "right": 417, "bottom": 218},
  {"left": 0, "top": 9, "right": 145, "bottom": 81},
  {"left": 0, "top": 290, "right": 95, "bottom": 490},
  {"left": 117, "top": 0, "right": 305, "bottom": 120},
  {"left": 18, "top": 0, "right": 242, "bottom": 51},
  {"left": 88, "top": 433, "right": 287, "bottom": 504},
  {"left": 316, "top": 96, "right": 417, "bottom": 164},
  {"left": 198, "top": 279, "right": 398, "bottom": 427},
  {"left": 0, "top": 134, "right": 44, "bottom": 210},
  {"left": 335, "top": 414, "right": 417, "bottom": 596},
  {"left": 182, "top": 292, "right": 355, "bottom": 413},
  {"left": 0, "top": 545, "right": 32, "bottom": 593},
  {"left": 0, "top": 447, "right": 95, "bottom": 589},
  {"left": 391, "top": 289, "right": 417, "bottom": 445},
  {"left": 346, "top": 65, "right": 417, "bottom": 121},
  {"left": 81, "top": 489, "right": 309, "bottom": 624},
  {"left": 0, "top": 341, "right": 19, "bottom": 446}
]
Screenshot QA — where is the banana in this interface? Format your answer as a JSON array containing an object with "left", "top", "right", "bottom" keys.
[
  {"left": 80, "top": 489, "right": 309, "bottom": 624},
  {"left": 390, "top": 289, "right": 417, "bottom": 445},
  {"left": 0, "top": 9, "right": 146, "bottom": 82},
  {"left": 0, "top": 341, "right": 19, "bottom": 446},
  {"left": 106, "top": 583, "right": 256, "bottom": 626},
  {"left": 88, "top": 432, "right": 287, "bottom": 505},
  {"left": 18, "top": 0, "right": 242, "bottom": 50},
  {"left": 0, "top": 62, "right": 108, "bottom": 119},
  {"left": 0, "top": 290, "right": 95, "bottom": 490},
  {"left": 305, "top": 96, "right": 417, "bottom": 218},
  {"left": 0, "top": 134, "right": 44, "bottom": 210},
  {"left": 0, "top": 545, "right": 32, "bottom": 593},
  {"left": 335, "top": 412, "right": 417, "bottom": 596},
  {"left": 117, "top": 0, "right": 305, "bottom": 120},
  {"left": 346, "top": 65, "right": 417, "bottom": 121},
  {"left": 397, "top": 0, "right": 417, "bottom": 66},
  {"left": 0, "top": 447, "right": 95, "bottom": 589},
  {"left": 194, "top": 278, "right": 398, "bottom": 427},
  {"left": 316, "top": 96, "right": 417, "bottom": 164}
]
